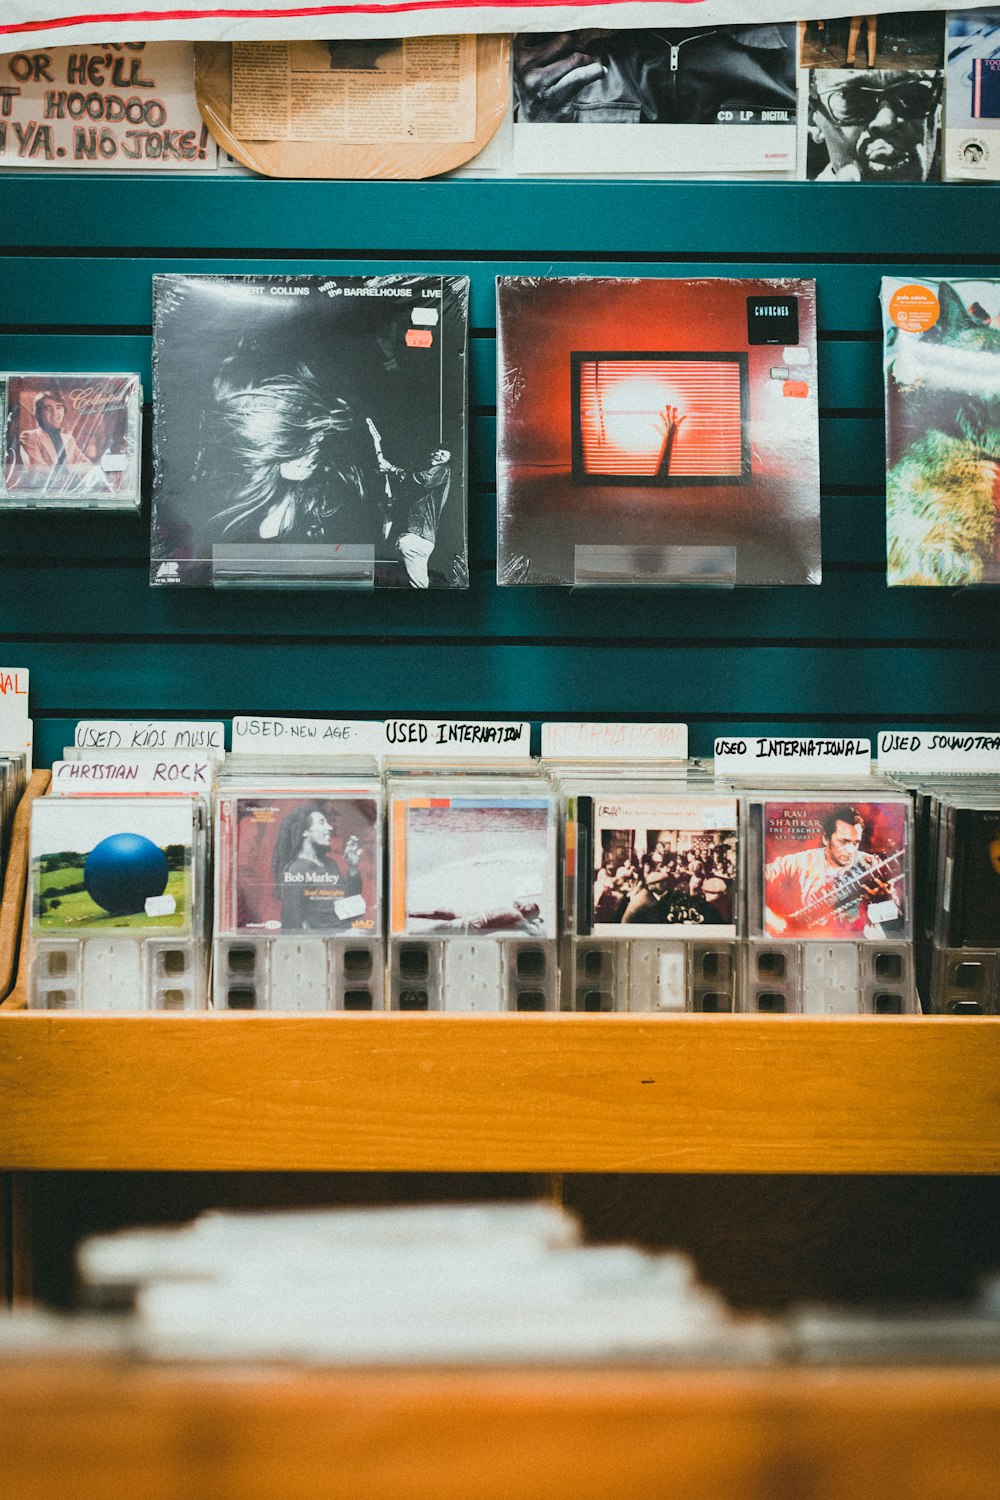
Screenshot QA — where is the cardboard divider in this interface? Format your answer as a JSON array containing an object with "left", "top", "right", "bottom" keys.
[{"left": 1, "top": 769, "right": 50, "bottom": 1009}]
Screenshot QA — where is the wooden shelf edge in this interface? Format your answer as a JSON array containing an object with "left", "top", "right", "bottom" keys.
[
  {"left": 1, "top": 1014, "right": 997, "bottom": 1175},
  {"left": 0, "top": 771, "right": 49, "bottom": 1007},
  {"left": 2, "top": 1360, "right": 1000, "bottom": 1500}
]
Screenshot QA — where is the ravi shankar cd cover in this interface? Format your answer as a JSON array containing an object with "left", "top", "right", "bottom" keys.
[{"left": 762, "top": 798, "right": 908, "bottom": 940}]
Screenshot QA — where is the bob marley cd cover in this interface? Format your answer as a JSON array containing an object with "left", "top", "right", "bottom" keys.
[
  {"left": 583, "top": 793, "right": 738, "bottom": 937},
  {"left": 151, "top": 274, "right": 469, "bottom": 589},
  {"left": 762, "top": 798, "right": 909, "bottom": 940},
  {"left": 883, "top": 276, "right": 1000, "bottom": 586},
  {"left": 390, "top": 793, "right": 557, "bottom": 938},
  {"left": 945, "top": 805, "right": 1000, "bottom": 947},
  {"left": 496, "top": 276, "right": 820, "bottom": 586},
  {"left": 219, "top": 792, "right": 380, "bottom": 936}
]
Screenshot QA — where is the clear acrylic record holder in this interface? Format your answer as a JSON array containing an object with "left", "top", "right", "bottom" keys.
[
  {"left": 560, "top": 776, "right": 740, "bottom": 1014},
  {"left": 211, "top": 544, "right": 375, "bottom": 589},
  {"left": 573, "top": 544, "right": 738, "bottom": 588},
  {"left": 28, "top": 796, "right": 208, "bottom": 1013},
  {"left": 387, "top": 774, "right": 559, "bottom": 1013},
  {"left": 742, "top": 789, "right": 917, "bottom": 1016},
  {"left": 213, "top": 768, "right": 384, "bottom": 1012}
]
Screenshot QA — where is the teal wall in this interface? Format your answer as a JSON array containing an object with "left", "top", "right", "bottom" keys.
[{"left": 1, "top": 176, "right": 998, "bottom": 763}]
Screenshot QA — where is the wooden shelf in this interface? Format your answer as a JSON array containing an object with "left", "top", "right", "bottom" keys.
[
  {"left": 3, "top": 1359, "right": 1000, "bottom": 1500},
  {"left": 1, "top": 1013, "right": 997, "bottom": 1174}
]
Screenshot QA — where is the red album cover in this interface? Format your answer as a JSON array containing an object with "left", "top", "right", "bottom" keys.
[
  {"left": 231, "top": 793, "right": 379, "bottom": 935},
  {"left": 496, "top": 277, "right": 821, "bottom": 586},
  {"left": 762, "top": 799, "right": 909, "bottom": 939}
]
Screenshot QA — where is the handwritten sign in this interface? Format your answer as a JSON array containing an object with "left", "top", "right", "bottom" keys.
[
  {"left": 0, "top": 42, "right": 216, "bottom": 169},
  {"left": 75, "top": 720, "right": 225, "bottom": 754},
  {"left": 714, "top": 736, "right": 872, "bottom": 777},
  {"left": 878, "top": 730, "right": 1000, "bottom": 775},
  {"left": 541, "top": 722, "right": 688, "bottom": 762},
  {"left": 50, "top": 754, "right": 214, "bottom": 794},
  {"left": 383, "top": 720, "right": 530, "bottom": 759},
  {"left": 232, "top": 716, "right": 384, "bottom": 756},
  {"left": 0, "top": 2, "right": 958, "bottom": 50},
  {"left": 0, "top": 667, "right": 30, "bottom": 761}
]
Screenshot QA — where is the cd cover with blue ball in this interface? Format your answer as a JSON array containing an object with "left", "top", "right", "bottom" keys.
[{"left": 31, "top": 798, "right": 194, "bottom": 931}]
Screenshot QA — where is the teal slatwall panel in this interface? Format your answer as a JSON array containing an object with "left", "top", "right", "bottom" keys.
[{"left": 1, "top": 177, "right": 998, "bottom": 762}]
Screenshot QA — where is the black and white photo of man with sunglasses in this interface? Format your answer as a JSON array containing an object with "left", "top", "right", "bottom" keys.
[{"left": 806, "top": 69, "right": 942, "bottom": 181}]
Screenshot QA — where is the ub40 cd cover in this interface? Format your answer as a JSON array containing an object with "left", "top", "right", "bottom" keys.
[
  {"left": 584, "top": 794, "right": 738, "bottom": 937},
  {"left": 221, "top": 793, "right": 379, "bottom": 936},
  {"left": 151, "top": 274, "right": 469, "bottom": 588},
  {"left": 496, "top": 277, "right": 821, "bottom": 586},
  {"left": 1, "top": 373, "right": 141, "bottom": 508},
  {"left": 946, "top": 806, "right": 1000, "bottom": 947},
  {"left": 31, "top": 799, "right": 195, "bottom": 933},
  {"left": 762, "top": 799, "right": 908, "bottom": 940},
  {"left": 391, "top": 795, "right": 557, "bottom": 938},
  {"left": 883, "top": 276, "right": 1000, "bottom": 586}
]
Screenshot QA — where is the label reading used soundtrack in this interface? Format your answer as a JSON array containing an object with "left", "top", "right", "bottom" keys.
[
  {"left": 220, "top": 792, "right": 379, "bottom": 935},
  {"left": 384, "top": 720, "right": 530, "bottom": 759},
  {"left": 31, "top": 798, "right": 195, "bottom": 933},
  {"left": 392, "top": 795, "right": 556, "bottom": 938},
  {"left": 75, "top": 721, "right": 225, "bottom": 753},
  {"left": 714, "top": 737, "right": 871, "bottom": 776},
  {"left": 231, "top": 717, "right": 385, "bottom": 756},
  {"left": 587, "top": 794, "right": 737, "bottom": 936},
  {"left": 878, "top": 730, "right": 1000, "bottom": 774},
  {"left": 50, "top": 756, "right": 214, "bottom": 795},
  {"left": 762, "top": 799, "right": 908, "bottom": 940},
  {"left": 541, "top": 722, "right": 688, "bottom": 761}
]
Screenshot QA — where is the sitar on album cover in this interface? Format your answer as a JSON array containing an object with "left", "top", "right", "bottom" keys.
[{"left": 762, "top": 799, "right": 909, "bottom": 940}]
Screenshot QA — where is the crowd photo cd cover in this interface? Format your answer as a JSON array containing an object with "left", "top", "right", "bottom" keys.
[
  {"left": 585, "top": 794, "right": 738, "bottom": 937},
  {"left": 883, "top": 276, "right": 1000, "bottom": 586},
  {"left": 152, "top": 274, "right": 469, "bottom": 588},
  {"left": 219, "top": 793, "right": 379, "bottom": 936},
  {"left": 496, "top": 277, "right": 821, "bottom": 586},
  {"left": 762, "top": 800, "right": 909, "bottom": 940}
]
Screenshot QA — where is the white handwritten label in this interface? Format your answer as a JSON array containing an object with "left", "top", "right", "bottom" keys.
[
  {"left": 383, "top": 720, "right": 530, "bottom": 759},
  {"left": 714, "top": 736, "right": 872, "bottom": 777},
  {"left": 231, "top": 717, "right": 384, "bottom": 756},
  {"left": 878, "top": 731, "right": 1000, "bottom": 774},
  {"left": 0, "top": 668, "right": 30, "bottom": 760},
  {"left": 50, "top": 755, "right": 214, "bottom": 795},
  {"left": 541, "top": 723, "right": 688, "bottom": 761},
  {"left": 75, "top": 720, "right": 225, "bottom": 755}
]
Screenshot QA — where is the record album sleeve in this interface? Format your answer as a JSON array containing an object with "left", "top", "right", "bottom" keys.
[
  {"left": 152, "top": 274, "right": 469, "bottom": 589},
  {"left": 219, "top": 792, "right": 380, "bottom": 936},
  {"left": 582, "top": 793, "right": 738, "bottom": 938},
  {"left": 761, "top": 798, "right": 909, "bottom": 940},
  {"left": 31, "top": 798, "right": 196, "bottom": 935},
  {"left": 390, "top": 793, "right": 557, "bottom": 939},
  {"left": 1, "top": 373, "right": 142, "bottom": 508},
  {"left": 945, "top": 10, "right": 1000, "bottom": 180},
  {"left": 883, "top": 276, "right": 1000, "bottom": 586},
  {"left": 496, "top": 277, "right": 821, "bottom": 587}
]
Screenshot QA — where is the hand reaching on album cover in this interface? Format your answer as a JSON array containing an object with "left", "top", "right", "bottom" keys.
[{"left": 513, "top": 31, "right": 611, "bottom": 119}]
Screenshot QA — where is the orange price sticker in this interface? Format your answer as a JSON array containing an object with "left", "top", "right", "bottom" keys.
[
  {"left": 405, "top": 329, "right": 433, "bottom": 348},
  {"left": 782, "top": 380, "right": 809, "bottom": 399},
  {"left": 889, "top": 284, "right": 940, "bottom": 333}
]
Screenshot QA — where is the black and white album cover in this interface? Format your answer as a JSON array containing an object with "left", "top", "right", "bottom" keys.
[{"left": 151, "top": 274, "right": 469, "bottom": 589}]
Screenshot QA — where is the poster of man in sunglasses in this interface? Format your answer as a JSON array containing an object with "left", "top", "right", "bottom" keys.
[{"left": 802, "top": 12, "right": 944, "bottom": 182}]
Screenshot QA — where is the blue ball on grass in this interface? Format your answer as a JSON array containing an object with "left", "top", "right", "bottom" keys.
[{"left": 83, "top": 833, "right": 169, "bottom": 916}]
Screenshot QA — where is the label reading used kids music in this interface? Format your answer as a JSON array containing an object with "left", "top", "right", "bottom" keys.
[
  {"left": 75, "top": 720, "right": 225, "bottom": 754},
  {"left": 878, "top": 730, "right": 1000, "bottom": 774},
  {"left": 231, "top": 717, "right": 385, "bottom": 756},
  {"left": 541, "top": 723, "right": 688, "bottom": 761},
  {"left": 714, "top": 737, "right": 871, "bottom": 776}
]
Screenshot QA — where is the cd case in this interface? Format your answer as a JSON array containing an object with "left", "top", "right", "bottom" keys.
[
  {"left": 1, "top": 373, "right": 142, "bottom": 509},
  {"left": 217, "top": 789, "right": 381, "bottom": 937},
  {"left": 390, "top": 789, "right": 558, "bottom": 940},
  {"left": 151, "top": 274, "right": 469, "bottom": 589},
  {"left": 576, "top": 792, "right": 738, "bottom": 938},
  {"left": 496, "top": 276, "right": 821, "bottom": 587}
]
